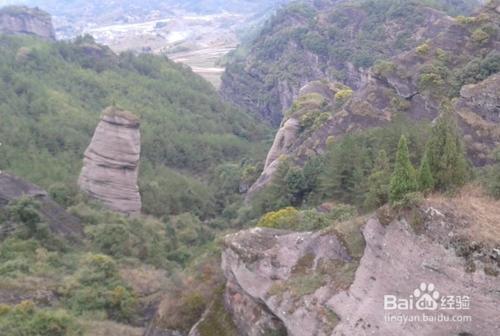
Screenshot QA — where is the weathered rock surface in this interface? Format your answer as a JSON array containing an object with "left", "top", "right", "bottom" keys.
[
  {"left": 78, "top": 107, "right": 142, "bottom": 215},
  {"left": 0, "top": 6, "right": 55, "bottom": 40},
  {"left": 221, "top": 192, "right": 500, "bottom": 335},
  {"left": 220, "top": 1, "right": 454, "bottom": 126},
  {"left": 0, "top": 171, "right": 83, "bottom": 241},
  {"left": 456, "top": 73, "right": 500, "bottom": 163},
  {"left": 247, "top": 117, "right": 300, "bottom": 197},
  {"left": 222, "top": 226, "right": 355, "bottom": 336},
  {"left": 330, "top": 218, "right": 500, "bottom": 335}
]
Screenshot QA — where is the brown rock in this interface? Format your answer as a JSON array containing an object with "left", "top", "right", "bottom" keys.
[{"left": 78, "top": 106, "right": 142, "bottom": 215}]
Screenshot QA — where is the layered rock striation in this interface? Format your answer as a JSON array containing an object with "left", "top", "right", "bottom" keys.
[
  {"left": 0, "top": 6, "right": 55, "bottom": 40},
  {"left": 221, "top": 192, "right": 500, "bottom": 335},
  {"left": 78, "top": 107, "right": 142, "bottom": 215}
]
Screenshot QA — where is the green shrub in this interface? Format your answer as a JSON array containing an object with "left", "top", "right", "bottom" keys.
[
  {"left": 48, "top": 182, "right": 79, "bottom": 208},
  {"left": 258, "top": 207, "right": 300, "bottom": 230},
  {"left": 334, "top": 89, "right": 353, "bottom": 106},
  {"left": 0, "top": 303, "right": 81, "bottom": 336},
  {"left": 471, "top": 28, "right": 490, "bottom": 44},
  {"left": 62, "top": 254, "right": 137, "bottom": 323},
  {"left": 416, "top": 43, "right": 430, "bottom": 56}
]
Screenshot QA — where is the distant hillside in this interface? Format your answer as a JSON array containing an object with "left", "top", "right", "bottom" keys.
[
  {"left": 242, "top": 0, "right": 499, "bottom": 207},
  {"left": 221, "top": 0, "right": 485, "bottom": 125}
]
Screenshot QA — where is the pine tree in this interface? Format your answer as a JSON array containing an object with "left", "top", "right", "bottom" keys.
[
  {"left": 390, "top": 135, "right": 417, "bottom": 203},
  {"left": 365, "top": 150, "right": 391, "bottom": 209},
  {"left": 426, "top": 107, "right": 468, "bottom": 191},
  {"left": 418, "top": 151, "right": 434, "bottom": 193}
]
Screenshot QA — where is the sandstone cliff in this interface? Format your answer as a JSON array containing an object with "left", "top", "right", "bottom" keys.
[
  {"left": 0, "top": 6, "right": 55, "bottom": 40},
  {"left": 221, "top": 190, "right": 500, "bottom": 335},
  {"left": 78, "top": 107, "right": 142, "bottom": 215}
]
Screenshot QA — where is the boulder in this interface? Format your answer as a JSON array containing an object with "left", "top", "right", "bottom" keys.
[{"left": 78, "top": 106, "right": 142, "bottom": 215}]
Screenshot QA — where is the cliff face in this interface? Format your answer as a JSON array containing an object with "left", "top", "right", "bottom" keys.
[
  {"left": 78, "top": 107, "right": 142, "bottom": 215},
  {"left": 220, "top": 1, "right": 455, "bottom": 126},
  {"left": 246, "top": 2, "right": 500, "bottom": 194},
  {"left": 0, "top": 6, "right": 55, "bottom": 40},
  {"left": 221, "top": 191, "right": 500, "bottom": 335}
]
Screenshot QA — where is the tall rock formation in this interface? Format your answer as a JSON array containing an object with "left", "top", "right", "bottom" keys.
[
  {"left": 0, "top": 6, "right": 55, "bottom": 40},
  {"left": 78, "top": 107, "right": 142, "bottom": 215}
]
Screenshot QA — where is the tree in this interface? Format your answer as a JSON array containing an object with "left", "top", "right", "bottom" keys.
[
  {"left": 425, "top": 108, "right": 468, "bottom": 191},
  {"left": 320, "top": 136, "right": 369, "bottom": 204},
  {"left": 418, "top": 151, "right": 434, "bottom": 193},
  {"left": 390, "top": 135, "right": 417, "bottom": 203},
  {"left": 487, "top": 149, "right": 500, "bottom": 199},
  {"left": 365, "top": 150, "right": 391, "bottom": 209}
]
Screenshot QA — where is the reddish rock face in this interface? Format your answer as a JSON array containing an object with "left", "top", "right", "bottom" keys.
[{"left": 78, "top": 107, "right": 142, "bottom": 215}]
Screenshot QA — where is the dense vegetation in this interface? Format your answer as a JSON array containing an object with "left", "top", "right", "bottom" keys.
[
  {"left": 0, "top": 34, "right": 269, "bottom": 219},
  {"left": 222, "top": 0, "right": 485, "bottom": 124},
  {"left": 246, "top": 105, "right": 477, "bottom": 224},
  {"left": 0, "top": 34, "right": 271, "bottom": 334},
  {"left": 0, "top": 1, "right": 498, "bottom": 335}
]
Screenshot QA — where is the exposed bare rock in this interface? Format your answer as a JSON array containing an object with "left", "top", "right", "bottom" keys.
[
  {"left": 456, "top": 74, "right": 500, "bottom": 163},
  {"left": 0, "top": 171, "right": 83, "bottom": 241},
  {"left": 459, "top": 73, "right": 500, "bottom": 122},
  {"left": 329, "top": 217, "right": 500, "bottom": 336},
  {"left": 220, "top": 1, "right": 454, "bottom": 126},
  {"left": 247, "top": 118, "right": 300, "bottom": 197},
  {"left": 0, "top": 6, "right": 55, "bottom": 40},
  {"left": 78, "top": 107, "right": 142, "bottom": 215},
  {"left": 244, "top": 5, "right": 500, "bottom": 195},
  {"left": 221, "top": 192, "right": 500, "bottom": 336},
  {"left": 222, "top": 227, "right": 354, "bottom": 336}
]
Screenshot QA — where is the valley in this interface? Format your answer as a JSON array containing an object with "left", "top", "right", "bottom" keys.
[
  {"left": 83, "top": 12, "right": 243, "bottom": 87},
  {"left": 0, "top": 1, "right": 499, "bottom": 336},
  {"left": 0, "top": 0, "right": 287, "bottom": 86}
]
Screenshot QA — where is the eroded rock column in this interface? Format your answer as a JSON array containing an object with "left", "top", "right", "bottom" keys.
[{"left": 78, "top": 106, "right": 141, "bottom": 215}]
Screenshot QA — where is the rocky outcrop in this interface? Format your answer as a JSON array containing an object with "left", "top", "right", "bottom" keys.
[
  {"left": 456, "top": 74, "right": 500, "bottom": 163},
  {"left": 221, "top": 192, "right": 500, "bottom": 335},
  {"left": 0, "top": 6, "right": 55, "bottom": 40},
  {"left": 220, "top": 1, "right": 455, "bottom": 126},
  {"left": 78, "top": 107, "right": 142, "bottom": 215},
  {"left": 247, "top": 118, "right": 300, "bottom": 197},
  {"left": 222, "top": 226, "right": 354, "bottom": 336},
  {"left": 0, "top": 171, "right": 83, "bottom": 241},
  {"left": 245, "top": 3, "right": 500, "bottom": 194}
]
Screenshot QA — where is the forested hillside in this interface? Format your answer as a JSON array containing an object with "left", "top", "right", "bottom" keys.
[
  {"left": 0, "top": 1, "right": 499, "bottom": 336},
  {"left": 221, "top": 0, "right": 484, "bottom": 125},
  {"left": 0, "top": 34, "right": 270, "bottom": 219}
]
